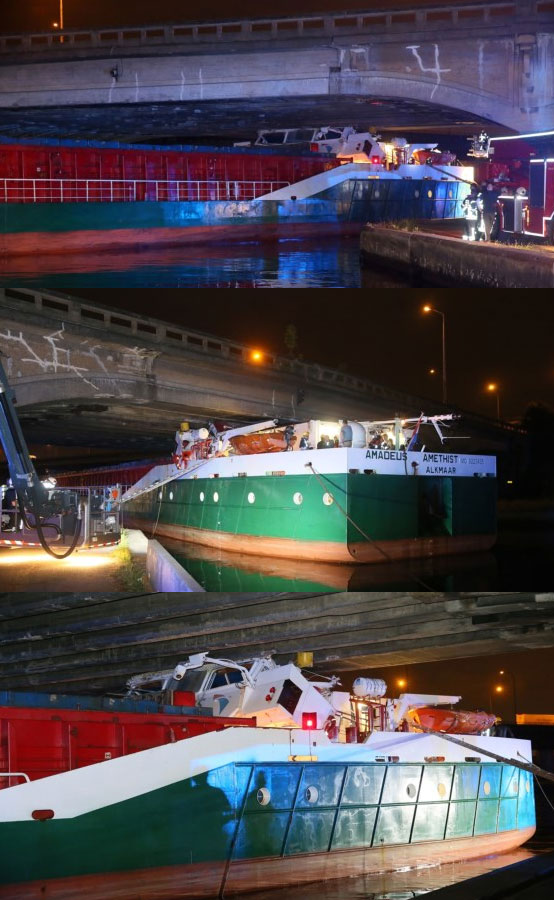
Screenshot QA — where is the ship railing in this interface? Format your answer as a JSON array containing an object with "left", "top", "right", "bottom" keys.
[
  {"left": 0, "top": 771, "right": 30, "bottom": 787},
  {"left": 0, "top": 178, "right": 290, "bottom": 204}
]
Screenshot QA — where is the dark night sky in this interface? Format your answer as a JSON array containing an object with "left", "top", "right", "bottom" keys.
[
  {"left": 68, "top": 289, "right": 553, "bottom": 423},
  {"left": 351, "top": 646, "right": 554, "bottom": 718},
  {"left": 2, "top": 1, "right": 451, "bottom": 34}
]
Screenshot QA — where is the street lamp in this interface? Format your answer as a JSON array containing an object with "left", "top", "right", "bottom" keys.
[
  {"left": 486, "top": 382, "right": 501, "bottom": 420},
  {"left": 499, "top": 669, "right": 518, "bottom": 723},
  {"left": 489, "top": 683, "right": 504, "bottom": 714},
  {"left": 249, "top": 349, "right": 264, "bottom": 364},
  {"left": 396, "top": 678, "right": 407, "bottom": 689},
  {"left": 422, "top": 305, "right": 447, "bottom": 404}
]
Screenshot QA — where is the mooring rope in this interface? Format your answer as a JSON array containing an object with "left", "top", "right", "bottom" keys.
[{"left": 305, "top": 461, "right": 434, "bottom": 592}]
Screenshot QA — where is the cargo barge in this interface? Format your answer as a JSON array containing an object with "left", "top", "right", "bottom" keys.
[
  {"left": 0, "top": 134, "right": 471, "bottom": 254},
  {"left": 120, "top": 415, "right": 497, "bottom": 564}
]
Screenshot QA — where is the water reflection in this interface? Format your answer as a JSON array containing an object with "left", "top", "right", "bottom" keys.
[
  {"left": 158, "top": 538, "right": 499, "bottom": 592},
  {"left": 0, "top": 237, "right": 412, "bottom": 289},
  {"left": 158, "top": 523, "right": 554, "bottom": 592},
  {"left": 244, "top": 847, "right": 536, "bottom": 900}
]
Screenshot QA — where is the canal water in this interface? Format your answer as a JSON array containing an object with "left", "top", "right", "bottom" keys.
[
  {"left": 0, "top": 237, "right": 414, "bottom": 288},
  {"left": 157, "top": 522, "right": 554, "bottom": 592}
]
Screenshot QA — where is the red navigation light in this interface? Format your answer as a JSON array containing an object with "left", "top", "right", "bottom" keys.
[
  {"left": 302, "top": 712, "right": 317, "bottom": 730},
  {"left": 310, "top": 143, "right": 319, "bottom": 152},
  {"left": 371, "top": 155, "right": 381, "bottom": 165}
]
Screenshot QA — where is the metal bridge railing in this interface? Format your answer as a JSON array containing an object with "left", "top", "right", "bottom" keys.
[
  {"left": 0, "top": 2, "right": 546, "bottom": 54},
  {"left": 0, "top": 178, "right": 290, "bottom": 204}
]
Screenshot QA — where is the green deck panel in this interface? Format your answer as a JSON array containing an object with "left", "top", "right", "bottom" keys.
[
  {"left": 418, "top": 765, "right": 455, "bottom": 803},
  {"left": 381, "top": 766, "right": 423, "bottom": 804},
  {"left": 474, "top": 798, "right": 500, "bottom": 834},
  {"left": 296, "top": 765, "right": 345, "bottom": 808},
  {"left": 451, "top": 765, "right": 480, "bottom": 801},
  {"left": 341, "top": 765, "right": 386, "bottom": 806},
  {"left": 412, "top": 802, "right": 450, "bottom": 842},
  {"left": 517, "top": 772, "right": 535, "bottom": 828},
  {"left": 498, "top": 797, "right": 518, "bottom": 831},
  {"left": 332, "top": 806, "right": 378, "bottom": 849},
  {"left": 233, "top": 812, "right": 290, "bottom": 859},
  {"left": 445, "top": 801, "right": 477, "bottom": 839},
  {"left": 285, "top": 809, "right": 336, "bottom": 855},
  {"left": 479, "top": 765, "right": 502, "bottom": 799},
  {"left": 374, "top": 804, "right": 416, "bottom": 845}
]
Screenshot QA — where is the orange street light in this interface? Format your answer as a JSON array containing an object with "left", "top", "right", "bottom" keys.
[
  {"left": 486, "top": 382, "right": 501, "bottom": 420},
  {"left": 428, "top": 368, "right": 437, "bottom": 375},
  {"left": 397, "top": 678, "right": 407, "bottom": 689},
  {"left": 422, "top": 305, "right": 447, "bottom": 404},
  {"left": 250, "top": 349, "right": 264, "bottom": 363}
]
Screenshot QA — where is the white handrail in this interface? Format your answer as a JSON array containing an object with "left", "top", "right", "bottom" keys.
[
  {"left": 0, "top": 771, "right": 30, "bottom": 783},
  {"left": 0, "top": 178, "right": 290, "bottom": 204}
]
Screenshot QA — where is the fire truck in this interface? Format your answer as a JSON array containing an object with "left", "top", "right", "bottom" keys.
[{"left": 496, "top": 158, "right": 554, "bottom": 243}]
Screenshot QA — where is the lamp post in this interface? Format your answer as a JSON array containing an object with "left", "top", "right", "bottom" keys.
[
  {"left": 422, "top": 305, "right": 447, "bottom": 404},
  {"left": 52, "top": 1, "right": 64, "bottom": 40},
  {"left": 486, "top": 382, "right": 501, "bottom": 420},
  {"left": 499, "top": 669, "right": 518, "bottom": 723}
]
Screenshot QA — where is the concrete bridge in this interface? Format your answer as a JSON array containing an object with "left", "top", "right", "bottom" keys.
[
  {"left": 0, "top": 591, "right": 552, "bottom": 693},
  {"left": 0, "top": 2, "right": 552, "bottom": 141},
  {"left": 0, "top": 287, "right": 448, "bottom": 455}
]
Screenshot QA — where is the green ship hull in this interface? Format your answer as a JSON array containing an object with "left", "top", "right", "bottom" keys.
[
  {"left": 123, "top": 469, "right": 497, "bottom": 563},
  {"left": 0, "top": 750, "right": 535, "bottom": 900}
]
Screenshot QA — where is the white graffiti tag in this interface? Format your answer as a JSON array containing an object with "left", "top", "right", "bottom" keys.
[
  {"left": 406, "top": 44, "right": 451, "bottom": 99},
  {"left": 0, "top": 325, "right": 100, "bottom": 391}
]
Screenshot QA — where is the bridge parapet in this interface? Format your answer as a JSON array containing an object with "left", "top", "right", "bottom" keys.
[{"left": 0, "top": 1, "right": 549, "bottom": 56}]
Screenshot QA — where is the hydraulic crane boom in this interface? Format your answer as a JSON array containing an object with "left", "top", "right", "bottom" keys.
[
  {"left": 0, "top": 356, "right": 49, "bottom": 514},
  {"left": 0, "top": 355, "right": 85, "bottom": 558}
]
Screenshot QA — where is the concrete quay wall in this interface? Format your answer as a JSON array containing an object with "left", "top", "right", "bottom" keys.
[{"left": 360, "top": 226, "right": 554, "bottom": 288}]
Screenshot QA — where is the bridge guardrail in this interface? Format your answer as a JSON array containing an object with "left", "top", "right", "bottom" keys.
[
  {"left": 0, "top": 179, "right": 290, "bottom": 203},
  {"left": 0, "top": 2, "right": 548, "bottom": 54},
  {"left": 0, "top": 288, "right": 525, "bottom": 434}
]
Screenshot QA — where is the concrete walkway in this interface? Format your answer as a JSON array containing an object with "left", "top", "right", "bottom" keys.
[{"left": 0, "top": 528, "right": 149, "bottom": 591}]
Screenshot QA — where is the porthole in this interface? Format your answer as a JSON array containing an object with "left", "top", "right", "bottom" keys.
[
  {"left": 374, "top": 189, "right": 380, "bottom": 198},
  {"left": 169, "top": 491, "right": 173, "bottom": 501},
  {"left": 427, "top": 189, "right": 433, "bottom": 199},
  {"left": 512, "top": 779, "right": 518, "bottom": 793},
  {"left": 525, "top": 780, "right": 530, "bottom": 793},
  {"left": 414, "top": 189, "right": 420, "bottom": 198},
  {"left": 437, "top": 783, "right": 447, "bottom": 798},
  {"left": 448, "top": 189, "right": 453, "bottom": 198},
  {"left": 305, "top": 786, "right": 319, "bottom": 804},
  {"left": 199, "top": 491, "right": 205, "bottom": 502},
  {"left": 322, "top": 492, "right": 334, "bottom": 506},
  {"left": 213, "top": 492, "right": 219, "bottom": 503},
  {"left": 293, "top": 492, "right": 303, "bottom": 505},
  {"left": 158, "top": 491, "right": 162, "bottom": 500},
  {"left": 483, "top": 781, "right": 491, "bottom": 796},
  {"left": 406, "top": 783, "right": 417, "bottom": 799},
  {"left": 256, "top": 788, "right": 270, "bottom": 806},
  {"left": 247, "top": 492, "right": 256, "bottom": 504}
]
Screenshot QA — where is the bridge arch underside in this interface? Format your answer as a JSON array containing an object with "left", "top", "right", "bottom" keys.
[{"left": 0, "top": 94, "right": 501, "bottom": 144}]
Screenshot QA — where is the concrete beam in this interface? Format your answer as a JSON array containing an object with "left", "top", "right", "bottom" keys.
[{"left": 0, "top": 591, "right": 551, "bottom": 693}]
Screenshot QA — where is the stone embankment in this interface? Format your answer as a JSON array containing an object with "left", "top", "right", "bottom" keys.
[{"left": 360, "top": 225, "right": 554, "bottom": 287}]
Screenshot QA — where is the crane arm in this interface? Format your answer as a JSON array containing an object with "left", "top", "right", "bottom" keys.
[{"left": 0, "top": 356, "right": 48, "bottom": 512}]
